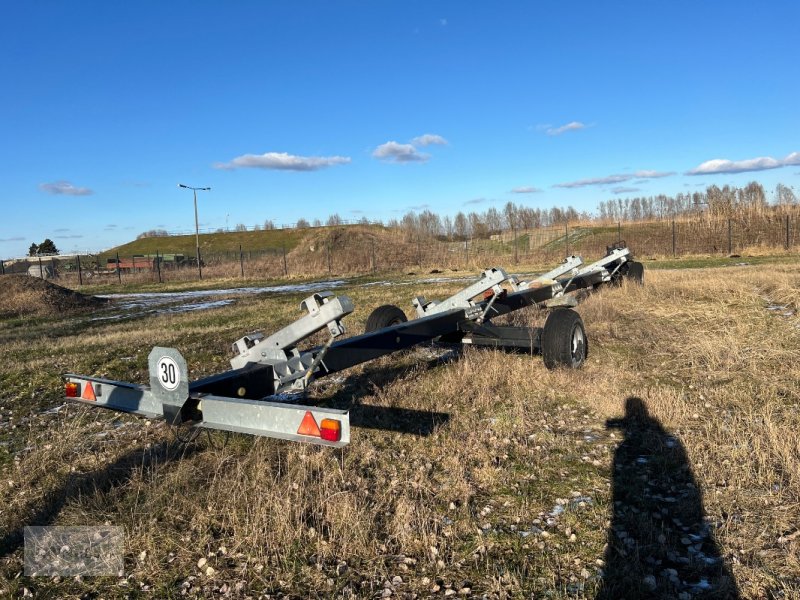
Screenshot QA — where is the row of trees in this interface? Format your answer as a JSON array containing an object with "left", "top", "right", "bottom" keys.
[
  {"left": 388, "top": 203, "right": 589, "bottom": 242},
  {"left": 135, "top": 181, "right": 796, "bottom": 242},
  {"left": 597, "top": 183, "right": 797, "bottom": 223}
]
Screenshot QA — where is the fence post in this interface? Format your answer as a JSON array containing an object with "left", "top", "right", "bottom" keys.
[
  {"left": 282, "top": 244, "right": 288, "bottom": 276},
  {"left": 417, "top": 238, "right": 422, "bottom": 266},
  {"left": 239, "top": 244, "right": 244, "bottom": 278},
  {"left": 38, "top": 255, "right": 43, "bottom": 278},
  {"left": 327, "top": 243, "right": 332, "bottom": 274},
  {"left": 0, "top": 259, "right": 4, "bottom": 275},
  {"left": 156, "top": 250, "right": 162, "bottom": 283},
  {"left": 513, "top": 226, "right": 518, "bottom": 264},
  {"left": 371, "top": 238, "right": 376, "bottom": 273},
  {"left": 786, "top": 215, "right": 791, "bottom": 250},
  {"left": 617, "top": 221, "right": 621, "bottom": 244},
  {"left": 727, "top": 218, "right": 732, "bottom": 255},
  {"left": 672, "top": 219, "right": 676, "bottom": 256},
  {"left": 464, "top": 239, "right": 468, "bottom": 266},
  {"left": 77, "top": 255, "right": 83, "bottom": 286},
  {"left": 116, "top": 252, "right": 121, "bottom": 284},
  {"left": 565, "top": 221, "right": 569, "bottom": 257}
]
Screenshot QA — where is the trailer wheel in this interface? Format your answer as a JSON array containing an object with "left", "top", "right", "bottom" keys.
[
  {"left": 542, "top": 309, "right": 587, "bottom": 369},
  {"left": 625, "top": 261, "right": 644, "bottom": 285},
  {"left": 365, "top": 304, "right": 408, "bottom": 333}
]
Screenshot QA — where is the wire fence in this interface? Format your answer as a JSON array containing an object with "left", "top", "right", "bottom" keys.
[{"left": 3, "top": 214, "right": 797, "bottom": 287}]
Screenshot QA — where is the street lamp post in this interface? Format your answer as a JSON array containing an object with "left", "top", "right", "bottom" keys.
[{"left": 178, "top": 184, "right": 211, "bottom": 279}]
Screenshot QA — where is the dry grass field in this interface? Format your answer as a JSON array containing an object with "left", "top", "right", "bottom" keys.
[{"left": 0, "top": 260, "right": 798, "bottom": 598}]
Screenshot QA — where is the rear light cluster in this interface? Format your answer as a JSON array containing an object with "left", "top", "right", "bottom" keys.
[
  {"left": 297, "top": 411, "right": 341, "bottom": 442},
  {"left": 64, "top": 381, "right": 96, "bottom": 401},
  {"left": 320, "top": 419, "right": 341, "bottom": 442}
]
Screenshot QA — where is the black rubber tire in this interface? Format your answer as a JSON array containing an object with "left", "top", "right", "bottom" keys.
[
  {"left": 625, "top": 261, "right": 644, "bottom": 285},
  {"left": 364, "top": 304, "right": 408, "bottom": 333},
  {"left": 541, "top": 308, "right": 587, "bottom": 369}
]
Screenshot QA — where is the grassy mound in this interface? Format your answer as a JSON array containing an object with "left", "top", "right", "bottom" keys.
[{"left": 0, "top": 274, "right": 109, "bottom": 318}]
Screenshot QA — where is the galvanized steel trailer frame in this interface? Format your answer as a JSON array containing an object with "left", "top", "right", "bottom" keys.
[{"left": 63, "top": 247, "right": 638, "bottom": 447}]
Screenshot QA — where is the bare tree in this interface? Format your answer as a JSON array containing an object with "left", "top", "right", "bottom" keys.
[{"left": 454, "top": 212, "right": 469, "bottom": 240}]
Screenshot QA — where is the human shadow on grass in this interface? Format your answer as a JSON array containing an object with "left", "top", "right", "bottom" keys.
[
  {"left": 0, "top": 440, "right": 198, "bottom": 560},
  {"left": 596, "top": 397, "right": 739, "bottom": 599}
]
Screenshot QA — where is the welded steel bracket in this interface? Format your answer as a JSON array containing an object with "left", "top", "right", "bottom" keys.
[
  {"left": 576, "top": 247, "right": 630, "bottom": 281},
  {"left": 518, "top": 255, "right": 584, "bottom": 290},
  {"left": 230, "top": 292, "right": 354, "bottom": 369},
  {"left": 412, "top": 267, "right": 519, "bottom": 318}
]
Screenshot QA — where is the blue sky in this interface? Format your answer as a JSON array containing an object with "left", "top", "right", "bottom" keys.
[{"left": 1, "top": 1, "right": 798, "bottom": 257}]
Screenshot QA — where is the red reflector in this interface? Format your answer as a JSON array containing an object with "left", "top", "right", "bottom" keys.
[
  {"left": 81, "top": 381, "right": 96, "bottom": 401},
  {"left": 297, "top": 411, "right": 321, "bottom": 437},
  {"left": 65, "top": 382, "right": 80, "bottom": 398},
  {"left": 320, "top": 419, "right": 341, "bottom": 442}
]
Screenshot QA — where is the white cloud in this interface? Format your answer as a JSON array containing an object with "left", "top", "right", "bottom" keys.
[
  {"left": 440, "top": 18, "right": 447, "bottom": 26},
  {"left": 511, "top": 186, "right": 542, "bottom": 194},
  {"left": 411, "top": 134, "right": 448, "bottom": 147},
  {"left": 686, "top": 151, "right": 799, "bottom": 175},
  {"left": 373, "top": 133, "right": 448, "bottom": 163},
  {"left": 611, "top": 187, "right": 641, "bottom": 195},
  {"left": 687, "top": 157, "right": 780, "bottom": 175},
  {"left": 372, "top": 141, "right": 429, "bottom": 163},
  {"left": 545, "top": 121, "right": 587, "bottom": 136},
  {"left": 465, "top": 197, "right": 488, "bottom": 205},
  {"left": 782, "top": 152, "right": 800, "bottom": 165},
  {"left": 39, "top": 181, "right": 93, "bottom": 196},
  {"left": 554, "top": 169, "right": 674, "bottom": 189},
  {"left": 215, "top": 152, "right": 351, "bottom": 171},
  {"left": 554, "top": 174, "right": 630, "bottom": 189},
  {"left": 632, "top": 170, "right": 672, "bottom": 179}
]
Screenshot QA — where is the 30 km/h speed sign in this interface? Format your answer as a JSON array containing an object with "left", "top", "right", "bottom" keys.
[{"left": 156, "top": 356, "right": 181, "bottom": 391}]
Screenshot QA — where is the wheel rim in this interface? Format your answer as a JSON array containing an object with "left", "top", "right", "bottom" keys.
[{"left": 571, "top": 324, "right": 585, "bottom": 364}]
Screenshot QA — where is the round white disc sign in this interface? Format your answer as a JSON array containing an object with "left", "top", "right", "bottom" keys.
[{"left": 156, "top": 356, "right": 181, "bottom": 391}]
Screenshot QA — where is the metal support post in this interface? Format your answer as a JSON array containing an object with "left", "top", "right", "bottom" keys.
[
  {"left": 282, "top": 244, "right": 288, "bottom": 276},
  {"left": 239, "top": 244, "right": 244, "bottom": 278},
  {"left": 727, "top": 218, "right": 732, "bottom": 255},
  {"left": 513, "top": 226, "right": 518, "bottom": 264},
  {"left": 786, "top": 215, "right": 791, "bottom": 250},
  {"left": 156, "top": 251, "right": 162, "bottom": 283},
  {"left": 77, "top": 255, "right": 82, "bottom": 286},
  {"left": 116, "top": 252, "right": 121, "bottom": 283},
  {"left": 672, "top": 219, "right": 676, "bottom": 256}
]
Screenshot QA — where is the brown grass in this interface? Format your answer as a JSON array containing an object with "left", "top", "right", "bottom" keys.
[{"left": 0, "top": 264, "right": 798, "bottom": 597}]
